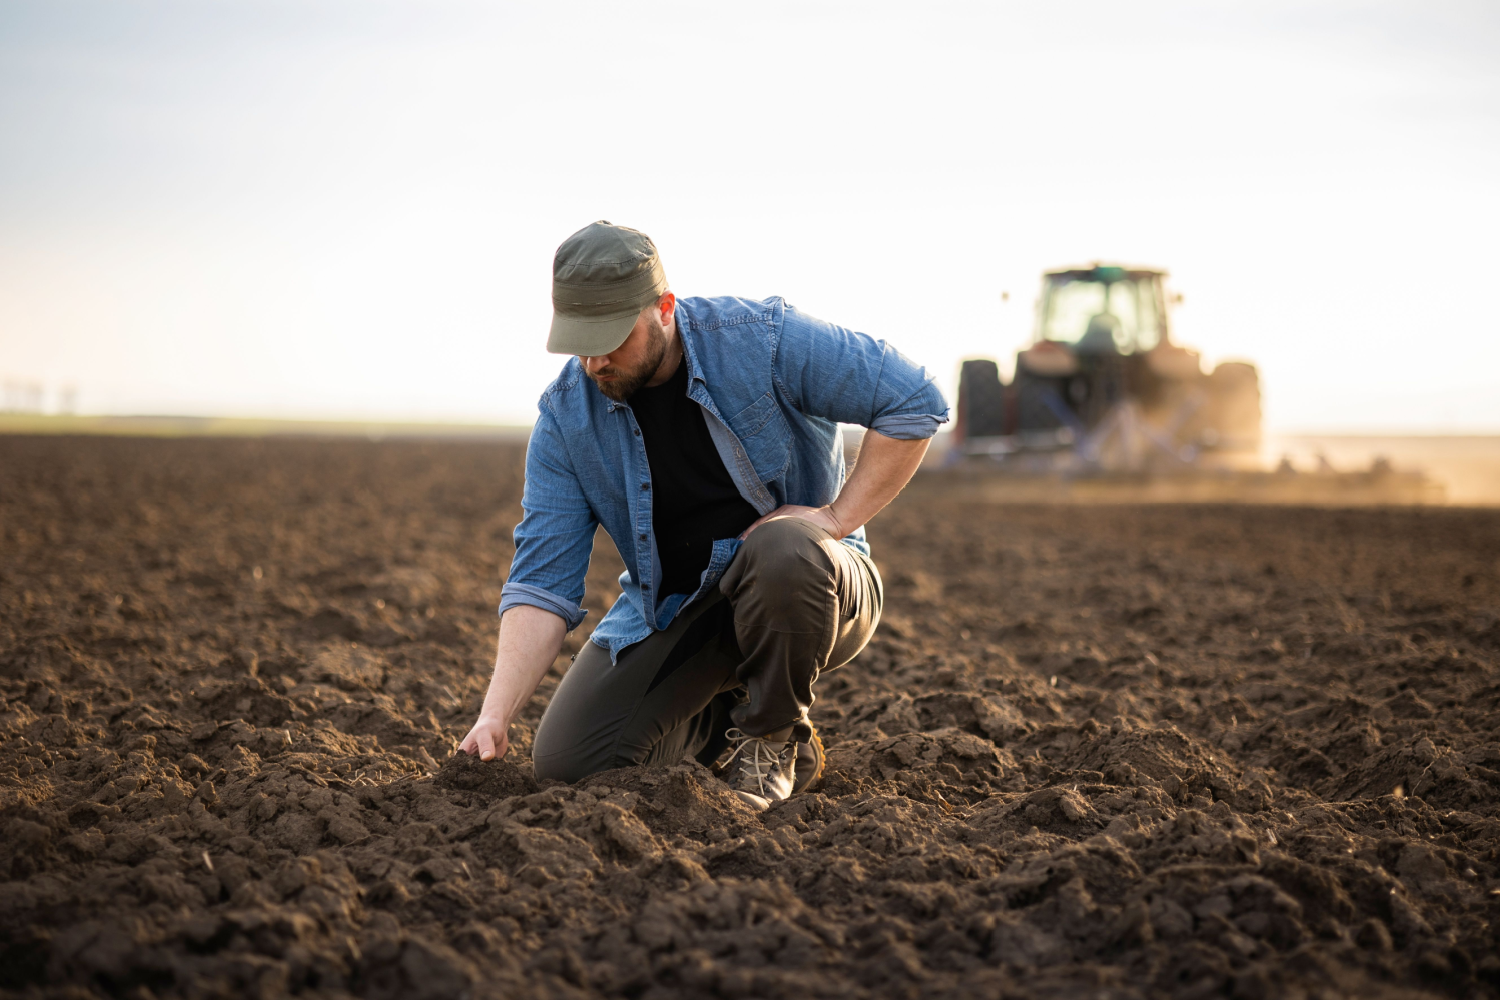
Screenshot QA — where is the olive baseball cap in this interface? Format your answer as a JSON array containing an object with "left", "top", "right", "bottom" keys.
[{"left": 547, "top": 221, "right": 668, "bottom": 356}]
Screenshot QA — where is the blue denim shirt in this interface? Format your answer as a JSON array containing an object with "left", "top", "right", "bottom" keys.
[{"left": 499, "top": 295, "right": 949, "bottom": 660}]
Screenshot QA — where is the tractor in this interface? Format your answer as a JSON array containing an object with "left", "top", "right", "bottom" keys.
[{"left": 953, "top": 264, "right": 1261, "bottom": 471}]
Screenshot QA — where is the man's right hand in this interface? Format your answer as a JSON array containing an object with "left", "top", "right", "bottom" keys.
[
  {"left": 459, "top": 711, "right": 510, "bottom": 761},
  {"left": 456, "top": 604, "right": 568, "bottom": 764}
]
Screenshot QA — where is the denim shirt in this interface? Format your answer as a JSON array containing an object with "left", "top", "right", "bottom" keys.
[{"left": 499, "top": 295, "right": 949, "bottom": 661}]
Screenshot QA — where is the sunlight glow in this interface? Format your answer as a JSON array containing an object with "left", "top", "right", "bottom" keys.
[{"left": 1, "top": 1, "right": 1497, "bottom": 431}]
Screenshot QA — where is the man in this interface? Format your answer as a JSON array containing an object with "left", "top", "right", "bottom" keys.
[{"left": 459, "top": 221, "right": 947, "bottom": 810}]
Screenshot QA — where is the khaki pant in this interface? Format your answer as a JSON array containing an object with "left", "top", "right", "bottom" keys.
[{"left": 532, "top": 517, "right": 882, "bottom": 783}]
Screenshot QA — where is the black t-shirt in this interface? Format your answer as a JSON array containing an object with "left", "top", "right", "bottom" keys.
[{"left": 629, "top": 357, "right": 760, "bottom": 598}]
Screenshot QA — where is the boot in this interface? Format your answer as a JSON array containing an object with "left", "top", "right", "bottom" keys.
[
  {"left": 723, "top": 727, "right": 797, "bottom": 811},
  {"left": 794, "top": 720, "right": 825, "bottom": 795}
]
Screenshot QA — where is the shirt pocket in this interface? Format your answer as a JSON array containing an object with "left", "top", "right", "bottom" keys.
[{"left": 726, "top": 392, "right": 791, "bottom": 483}]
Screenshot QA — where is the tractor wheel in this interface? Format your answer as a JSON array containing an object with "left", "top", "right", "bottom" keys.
[{"left": 957, "top": 359, "right": 1007, "bottom": 441}]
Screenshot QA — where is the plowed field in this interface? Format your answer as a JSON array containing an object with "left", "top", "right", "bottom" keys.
[{"left": 3, "top": 436, "right": 1499, "bottom": 999}]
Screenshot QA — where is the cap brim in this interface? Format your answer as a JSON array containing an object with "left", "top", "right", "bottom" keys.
[{"left": 547, "top": 310, "right": 638, "bottom": 356}]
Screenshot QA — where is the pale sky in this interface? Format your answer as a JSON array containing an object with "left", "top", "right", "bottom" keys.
[{"left": 2, "top": 0, "right": 1498, "bottom": 432}]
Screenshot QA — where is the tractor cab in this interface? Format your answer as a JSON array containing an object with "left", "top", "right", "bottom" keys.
[{"left": 1035, "top": 265, "right": 1166, "bottom": 355}]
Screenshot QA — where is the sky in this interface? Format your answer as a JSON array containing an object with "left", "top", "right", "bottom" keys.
[{"left": 1, "top": 0, "right": 1498, "bottom": 432}]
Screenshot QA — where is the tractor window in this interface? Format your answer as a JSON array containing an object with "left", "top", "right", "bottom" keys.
[
  {"left": 1039, "top": 280, "right": 1106, "bottom": 344},
  {"left": 1102, "top": 282, "right": 1139, "bottom": 351},
  {"left": 1039, "top": 276, "right": 1164, "bottom": 353},
  {"left": 1135, "top": 281, "right": 1162, "bottom": 352}
]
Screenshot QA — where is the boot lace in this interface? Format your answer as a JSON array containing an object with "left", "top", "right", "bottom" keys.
[{"left": 722, "top": 728, "right": 786, "bottom": 796}]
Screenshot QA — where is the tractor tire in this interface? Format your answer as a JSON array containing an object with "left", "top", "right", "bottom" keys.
[{"left": 957, "top": 359, "right": 1007, "bottom": 440}]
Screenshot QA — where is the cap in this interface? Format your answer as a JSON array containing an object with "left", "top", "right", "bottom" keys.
[{"left": 547, "top": 221, "right": 668, "bottom": 356}]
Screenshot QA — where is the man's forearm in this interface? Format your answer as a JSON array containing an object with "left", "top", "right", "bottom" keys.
[
  {"left": 738, "top": 429, "right": 930, "bottom": 542},
  {"left": 483, "top": 603, "right": 568, "bottom": 717},
  {"left": 828, "top": 430, "right": 930, "bottom": 533},
  {"left": 462, "top": 603, "right": 568, "bottom": 760}
]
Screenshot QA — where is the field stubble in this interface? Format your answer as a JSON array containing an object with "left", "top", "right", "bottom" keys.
[{"left": 2, "top": 436, "right": 1499, "bottom": 999}]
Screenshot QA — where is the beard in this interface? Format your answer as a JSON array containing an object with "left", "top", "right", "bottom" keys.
[{"left": 587, "top": 313, "right": 668, "bottom": 402}]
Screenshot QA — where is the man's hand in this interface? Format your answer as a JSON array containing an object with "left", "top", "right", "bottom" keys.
[
  {"left": 458, "top": 604, "right": 568, "bottom": 763},
  {"left": 739, "top": 504, "right": 844, "bottom": 541},
  {"left": 459, "top": 711, "right": 511, "bottom": 762}
]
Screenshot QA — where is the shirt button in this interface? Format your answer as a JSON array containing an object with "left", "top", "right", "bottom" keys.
[
  {"left": 634, "top": 429, "right": 641, "bottom": 436},
  {"left": 641, "top": 483, "right": 650, "bottom": 490},
  {"left": 639, "top": 532, "right": 647, "bottom": 540}
]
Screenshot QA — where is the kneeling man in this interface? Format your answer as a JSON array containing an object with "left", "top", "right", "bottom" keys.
[{"left": 460, "top": 221, "right": 948, "bottom": 810}]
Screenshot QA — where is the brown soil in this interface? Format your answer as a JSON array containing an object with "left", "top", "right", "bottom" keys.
[{"left": 3, "top": 436, "right": 1499, "bottom": 1000}]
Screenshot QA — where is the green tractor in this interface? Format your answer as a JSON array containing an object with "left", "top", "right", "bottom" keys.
[{"left": 953, "top": 264, "right": 1261, "bottom": 470}]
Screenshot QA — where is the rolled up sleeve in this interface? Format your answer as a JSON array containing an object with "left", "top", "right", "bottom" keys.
[
  {"left": 498, "top": 407, "right": 597, "bottom": 632},
  {"left": 867, "top": 409, "right": 945, "bottom": 440},
  {"left": 774, "top": 303, "right": 949, "bottom": 439},
  {"left": 498, "top": 582, "right": 588, "bottom": 631}
]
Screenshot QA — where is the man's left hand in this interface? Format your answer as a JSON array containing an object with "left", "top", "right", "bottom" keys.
[{"left": 739, "top": 504, "right": 844, "bottom": 541}]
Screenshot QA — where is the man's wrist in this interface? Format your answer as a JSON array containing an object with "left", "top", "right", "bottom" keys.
[
  {"left": 826, "top": 502, "right": 850, "bottom": 537},
  {"left": 477, "top": 701, "right": 512, "bottom": 725}
]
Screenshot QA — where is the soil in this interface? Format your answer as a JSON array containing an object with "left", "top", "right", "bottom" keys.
[{"left": 3, "top": 435, "right": 1500, "bottom": 1000}]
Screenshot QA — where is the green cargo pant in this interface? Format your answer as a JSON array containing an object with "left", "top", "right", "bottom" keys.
[{"left": 531, "top": 517, "right": 882, "bottom": 783}]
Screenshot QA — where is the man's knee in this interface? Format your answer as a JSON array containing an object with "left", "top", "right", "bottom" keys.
[
  {"left": 727, "top": 517, "right": 837, "bottom": 623},
  {"left": 530, "top": 718, "right": 616, "bottom": 784},
  {"left": 531, "top": 749, "right": 596, "bottom": 784},
  {"left": 737, "top": 517, "right": 835, "bottom": 583}
]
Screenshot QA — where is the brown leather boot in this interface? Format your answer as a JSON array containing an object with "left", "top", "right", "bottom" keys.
[{"left": 793, "top": 721, "right": 825, "bottom": 795}]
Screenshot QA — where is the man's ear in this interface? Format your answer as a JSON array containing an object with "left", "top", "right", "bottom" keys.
[{"left": 658, "top": 291, "right": 676, "bottom": 327}]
